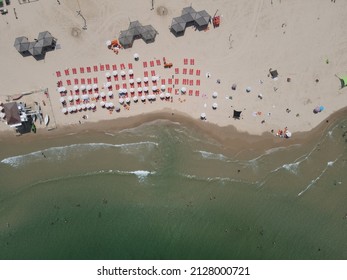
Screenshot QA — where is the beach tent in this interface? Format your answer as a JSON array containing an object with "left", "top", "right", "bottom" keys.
[
  {"left": 141, "top": 25, "right": 158, "bottom": 43},
  {"left": 171, "top": 16, "right": 186, "bottom": 34},
  {"left": 14, "top": 36, "right": 30, "bottom": 53},
  {"left": 119, "top": 30, "right": 135, "bottom": 48},
  {"left": 181, "top": 7, "right": 197, "bottom": 23},
  {"left": 194, "top": 10, "right": 211, "bottom": 30},
  {"left": 338, "top": 75, "right": 347, "bottom": 88},
  {"left": 233, "top": 110, "right": 242, "bottom": 119},
  {"left": 28, "top": 40, "right": 44, "bottom": 56},
  {"left": 38, "top": 31, "right": 55, "bottom": 48},
  {"left": 3, "top": 102, "right": 21, "bottom": 127},
  {"left": 270, "top": 69, "right": 278, "bottom": 79}
]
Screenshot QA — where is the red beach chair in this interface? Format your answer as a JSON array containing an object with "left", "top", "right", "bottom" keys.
[
  {"left": 114, "top": 76, "right": 118, "bottom": 81},
  {"left": 174, "top": 78, "right": 179, "bottom": 84},
  {"left": 93, "top": 77, "right": 98, "bottom": 84},
  {"left": 189, "top": 80, "right": 194, "bottom": 86},
  {"left": 106, "top": 64, "right": 110, "bottom": 70},
  {"left": 122, "top": 83, "right": 127, "bottom": 88},
  {"left": 190, "top": 58, "right": 195, "bottom": 65},
  {"left": 72, "top": 68, "right": 77, "bottom": 75},
  {"left": 195, "top": 90, "right": 200, "bottom": 96},
  {"left": 196, "top": 69, "right": 201, "bottom": 76},
  {"left": 100, "top": 64, "right": 105, "bottom": 71},
  {"left": 156, "top": 59, "right": 161, "bottom": 66},
  {"left": 168, "top": 78, "right": 172, "bottom": 85},
  {"left": 189, "top": 69, "right": 194, "bottom": 75},
  {"left": 183, "top": 68, "right": 187, "bottom": 75},
  {"left": 81, "top": 78, "right": 85, "bottom": 84},
  {"left": 67, "top": 79, "right": 71, "bottom": 86},
  {"left": 115, "top": 84, "right": 120, "bottom": 90},
  {"left": 175, "top": 89, "right": 179, "bottom": 95},
  {"left": 143, "top": 61, "right": 148, "bottom": 68},
  {"left": 79, "top": 67, "right": 84, "bottom": 74},
  {"left": 144, "top": 71, "right": 148, "bottom": 77},
  {"left": 196, "top": 79, "right": 200, "bottom": 86},
  {"left": 175, "top": 68, "right": 179, "bottom": 74},
  {"left": 184, "top": 58, "right": 188, "bottom": 65},
  {"left": 64, "top": 69, "right": 70, "bottom": 76},
  {"left": 128, "top": 63, "right": 133, "bottom": 69},
  {"left": 120, "top": 63, "right": 125, "bottom": 70},
  {"left": 56, "top": 71, "right": 61, "bottom": 77},
  {"left": 150, "top": 61, "right": 154, "bottom": 67},
  {"left": 86, "top": 67, "right": 91, "bottom": 73},
  {"left": 151, "top": 70, "right": 156, "bottom": 76},
  {"left": 112, "top": 64, "right": 117, "bottom": 71},
  {"left": 161, "top": 79, "right": 166, "bottom": 85},
  {"left": 87, "top": 78, "right": 92, "bottom": 84},
  {"left": 189, "top": 90, "right": 193, "bottom": 96},
  {"left": 74, "top": 78, "right": 79, "bottom": 85},
  {"left": 93, "top": 65, "right": 98, "bottom": 72},
  {"left": 168, "top": 87, "right": 172, "bottom": 93}
]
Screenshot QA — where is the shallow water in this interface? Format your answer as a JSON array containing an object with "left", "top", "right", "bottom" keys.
[{"left": 0, "top": 118, "right": 346, "bottom": 259}]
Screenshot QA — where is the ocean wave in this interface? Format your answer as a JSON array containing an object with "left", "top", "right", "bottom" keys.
[
  {"left": 196, "top": 150, "right": 229, "bottom": 161},
  {"left": 0, "top": 141, "right": 159, "bottom": 168},
  {"left": 180, "top": 173, "right": 258, "bottom": 185}
]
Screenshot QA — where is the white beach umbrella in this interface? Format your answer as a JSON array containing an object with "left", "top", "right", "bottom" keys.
[
  {"left": 106, "top": 72, "right": 111, "bottom": 78},
  {"left": 118, "top": 89, "right": 123, "bottom": 95},
  {"left": 105, "top": 102, "right": 110, "bottom": 109},
  {"left": 128, "top": 69, "right": 134, "bottom": 76},
  {"left": 106, "top": 40, "right": 111, "bottom": 47},
  {"left": 57, "top": 87, "right": 63, "bottom": 93},
  {"left": 143, "top": 77, "right": 149, "bottom": 83},
  {"left": 119, "top": 98, "right": 124, "bottom": 104},
  {"left": 100, "top": 92, "right": 106, "bottom": 98},
  {"left": 62, "top": 108, "right": 67, "bottom": 114},
  {"left": 81, "top": 104, "right": 86, "bottom": 110},
  {"left": 60, "top": 97, "right": 65, "bottom": 103},
  {"left": 86, "top": 85, "right": 92, "bottom": 91},
  {"left": 122, "top": 88, "right": 128, "bottom": 94},
  {"left": 143, "top": 86, "right": 148, "bottom": 92},
  {"left": 93, "top": 93, "right": 99, "bottom": 99},
  {"left": 120, "top": 70, "right": 126, "bottom": 76},
  {"left": 200, "top": 113, "right": 206, "bottom": 120},
  {"left": 137, "top": 87, "right": 143, "bottom": 93},
  {"left": 108, "top": 91, "right": 113, "bottom": 97},
  {"left": 152, "top": 86, "right": 158, "bottom": 92},
  {"left": 76, "top": 105, "right": 82, "bottom": 111},
  {"left": 133, "top": 96, "right": 138, "bottom": 102},
  {"left": 130, "top": 88, "right": 135, "bottom": 94},
  {"left": 181, "top": 87, "right": 187, "bottom": 93},
  {"left": 93, "top": 84, "right": 98, "bottom": 90},
  {"left": 161, "top": 85, "right": 166, "bottom": 91},
  {"left": 86, "top": 103, "right": 91, "bottom": 110},
  {"left": 61, "top": 86, "right": 66, "bottom": 92},
  {"left": 151, "top": 76, "right": 157, "bottom": 82},
  {"left": 71, "top": 106, "right": 77, "bottom": 112},
  {"left": 165, "top": 92, "right": 171, "bottom": 98},
  {"left": 100, "top": 101, "right": 105, "bottom": 107},
  {"left": 74, "top": 95, "right": 79, "bottom": 101},
  {"left": 115, "top": 105, "right": 121, "bottom": 112},
  {"left": 212, "top": 103, "right": 218, "bottom": 109},
  {"left": 67, "top": 107, "right": 73, "bottom": 113},
  {"left": 136, "top": 77, "right": 141, "bottom": 83},
  {"left": 141, "top": 96, "right": 146, "bottom": 102},
  {"left": 212, "top": 91, "right": 218, "bottom": 98},
  {"left": 285, "top": 131, "right": 292, "bottom": 138},
  {"left": 133, "top": 53, "right": 139, "bottom": 60},
  {"left": 246, "top": 87, "right": 252, "bottom": 93},
  {"left": 112, "top": 70, "right": 118, "bottom": 76},
  {"left": 160, "top": 93, "right": 165, "bottom": 99},
  {"left": 73, "top": 85, "right": 79, "bottom": 91},
  {"left": 80, "top": 85, "right": 86, "bottom": 91},
  {"left": 129, "top": 79, "right": 134, "bottom": 84},
  {"left": 106, "top": 82, "right": 112, "bottom": 88},
  {"left": 125, "top": 97, "right": 130, "bottom": 104},
  {"left": 90, "top": 103, "right": 96, "bottom": 109},
  {"left": 82, "top": 94, "right": 89, "bottom": 100},
  {"left": 68, "top": 96, "right": 73, "bottom": 102}
]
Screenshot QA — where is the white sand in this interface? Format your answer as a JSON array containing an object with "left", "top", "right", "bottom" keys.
[{"left": 1, "top": 0, "right": 347, "bottom": 136}]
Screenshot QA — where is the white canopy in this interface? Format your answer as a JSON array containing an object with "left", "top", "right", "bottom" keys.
[
  {"left": 93, "top": 93, "right": 99, "bottom": 99},
  {"left": 133, "top": 96, "right": 138, "bottom": 102},
  {"left": 141, "top": 96, "right": 146, "bottom": 101},
  {"left": 62, "top": 108, "right": 67, "bottom": 114},
  {"left": 120, "top": 70, "right": 126, "bottom": 76},
  {"left": 119, "top": 98, "right": 124, "bottom": 104},
  {"left": 129, "top": 79, "right": 134, "bottom": 84},
  {"left": 212, "top": 103, "right": 218, "bottom": 109},
  {"left": 212, "top": 91, "right": 218, "bottom": 98},
  {"left": 143, "top": 87, "right": 148, "bottom": 92},
  {"left": 200, "top": 113, "right": 206, "bottom": 119},
  {"left": 100, "top": 101, "right": 105, "bottom": 107},
  {"left": 181, "top": 87, "right": 187, "bottom": 93},
  {"left": 136, "top": 78, "right": 142, "bottom": 83},
  {"left": 80, "top": 85, "right": 86, "bottom": 91},
  {"left": 86, "top": 85, "right": 92, "bottom": 91},
  {"left": 100, "top": 92, "right": 106, "bottom": 97},
  {"left": 161, "top": 85, "right": 166, "bottom": 91},
  {"left": 93, "top": 84, "right": 98, "bottom": 89},
  {"left": 137, "top": 87, "right": 143, "bottom": 92},
  {"left": 143, "top": 77, "right": 149, "bottom": 83},
  {"left": 108, "top": 91, "right": 113, "bottom": 97},
  {"left": 128, "top": 69, "right": 134, "bottom": 75},
  {"left": 112, "top": 70, "right": 118, "bottom": 76},
  {"left": 160, "top": 93, "right": 165, "bottom": 99},
  {"left": 105, "top": 72, "right": 111, "bottom": 78},
  {"left": 165, "top": 92, "right": 171, "bottom": 98},
  {"left": 152, "top": 86, "right": 158, "bottom": 92},
  {"left": 68, "top": 96, "right": 73, "bottom": 101},
  {"left": 125, "top": 98, "right": 130, "bottom": 103},
  {"left": 60, "top": 97, "right": 65, "bottom": 103},
  {"left": 73, "top": 85, "right": 79, "bottom": 91}
]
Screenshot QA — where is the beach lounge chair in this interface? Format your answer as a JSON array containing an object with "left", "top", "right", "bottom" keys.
[
  {"left": 161, "top": 79, "right": 165, "bottom": 85},
  {"left": 67, "top": 80, "right": 71, "bottom": 86},
  {"left": 74, "top": 78, "right": 79, "bottom": 85},
  {"left": 80, "top": 67, "right": 84, "bottom": 74},
  {"left": 168, "top": 87, "right": 172, "bottom": 93},
  {"left": 189, "top": 80, "right": 194, "bottom": 86},
  {"left": 72, "top": 68, "right": 77, "bottom": 75},
  {"left": 143, "top": 61, "right": 148, "bottom": 68},
  {"left": 190, "top": 58, "right": 195, "bottom": 65},
  {"left": 81, "top": 78, "right": 85, "bottom": 84},
  {"left": 87, "top": 78, "right": 92, "bottom": 84},
  {"left": 93, "top": 77, "right": 98, "bottom": 84},
  {"left": 123, "top": 83, "right": 127, "bottom": 89},
  {"left": 115, "top": 84, "right": 120, "bottom": 90},
  {"left": 106, "top": 64, "right": 110, "bottom": 70},
  {"left": 58, "top": 81, "right": 63, "bottom": 87},
  {"left": 196, "top": 69, "right": 200, "bottom": 76},
  {"left": 168, "top": 78, "right": 172, "bottom": 85},
  {"left": 150, "top": 61, "right": 155, "bottom": 67},
  {"left": 144, "top": 71, "right": 148, "bottom": 77},
  {"left": 189, "top": 90, "right": 193, "bottom": 96},
  {"left": 151, "top": 70, "right": 156, "bottom": 76},
  {"left": 174, "top": 78, "right": 179, "bottom": 84},
  {"left": 156, "top": 59, "right": 161, "bottom": 66},
  {"left": 64, "top": 69, "right": 70, "bottom": 76},
  {"left": 182, "top": 79, "right": 187, "bottom": 85},
  {"left": 183, "top": 68, "right": 187, "bottom": 75},
  {"left": 112, "top": 64, "right": 117, "bottom": 71},
  {"left": 195, "top": 90, "right": 200, "bottom": 96},
  {"left": 114, "top": 75, "right": 118, "bottom": 81},
  {"left": 120, "top": 63, "right": 125, "bottom": 70},
  {"left": 128, "top": 63, "right": 133, "bottom": 69},
  {"left": 184, "top": 58, "right": 188, "bottom": 65},
  {"left": 86, "top": 67, "right": 91, "bottom": 73},
  {"left": 100, "top": 65, "right": 105, "bottom": 71},
  {"left": 93, "top": 65, "right": 98, "bottom": 72},
  {"left": 56, "top": 71, "right": 61, "bottom": 77},
  {"left": 175, "top": 68, "right": 179, "bottom": 74},
  {"left": 175, "top": 89, "right": 179, "bottom": 95},
  {"left": 189, "top": 69, "right": 194, "bottom": 75},
  {"left": 196, "top": 79, "right": 200, "bottom": 86}
]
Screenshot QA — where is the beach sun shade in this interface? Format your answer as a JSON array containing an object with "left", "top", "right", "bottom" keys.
[
  {"left": 28, "top": 41, "right": 44, "bottom": 56},
  {"left": 171, "top": 17, "right": 186, "bottom": 33},
  {"left": 141, "top": 25, "right": 158, "bottom": 43},
  {"left": 119, "top": 30, "right": 135, "bottom": 49},
  {"left": 14, "top": 36, "right": 30, "bottom": 53},
  {"left": 194, "top": 10, "right": 211, "bottom": 29},
  {"left": 181, "top": 10, "right": 197, "bottom": 23},
  {"left": 270, "top": 69, "right": 278, "bottom": 79},
  {"left": 338, "top": 76, "right": 347, "bottom": 88},
  {"left": 3, "top": 102, "right": 22, "bottom": 126},
  {"left": 233, "top": 110, "right": 242, "bottom": 119}
]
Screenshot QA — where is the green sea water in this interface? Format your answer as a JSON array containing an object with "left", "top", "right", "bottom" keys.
[{"left": 0, "top": 119, "right": 346, "bottom": 260}]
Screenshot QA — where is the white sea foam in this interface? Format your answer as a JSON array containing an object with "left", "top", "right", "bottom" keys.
[
  {"left": 0, "top": 141, "right": 159, "bottom": 168},
  {"left": 197, "top": 150, "right": 229, "bottom": 161}
]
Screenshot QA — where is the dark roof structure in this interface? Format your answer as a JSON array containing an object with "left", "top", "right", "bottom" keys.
[
  {"left": 3, "top": 102, "right": 21, "bottom": 126},
  {"left": 170, "top": 6, "right": 211, "bottom": 36},
  {"left": 119, "top": 21, "right": 158, "bottom": 49},
  {"left": 233, "top": 110, "right": 242, "bottom": 120},
  {"left": 14, "top": 31, "right": 56, "bottom": 59}
]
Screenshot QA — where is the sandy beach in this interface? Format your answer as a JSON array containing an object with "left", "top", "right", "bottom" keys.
[{"left": 1, "top": 0, "right": 347, "bottom": 137}]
